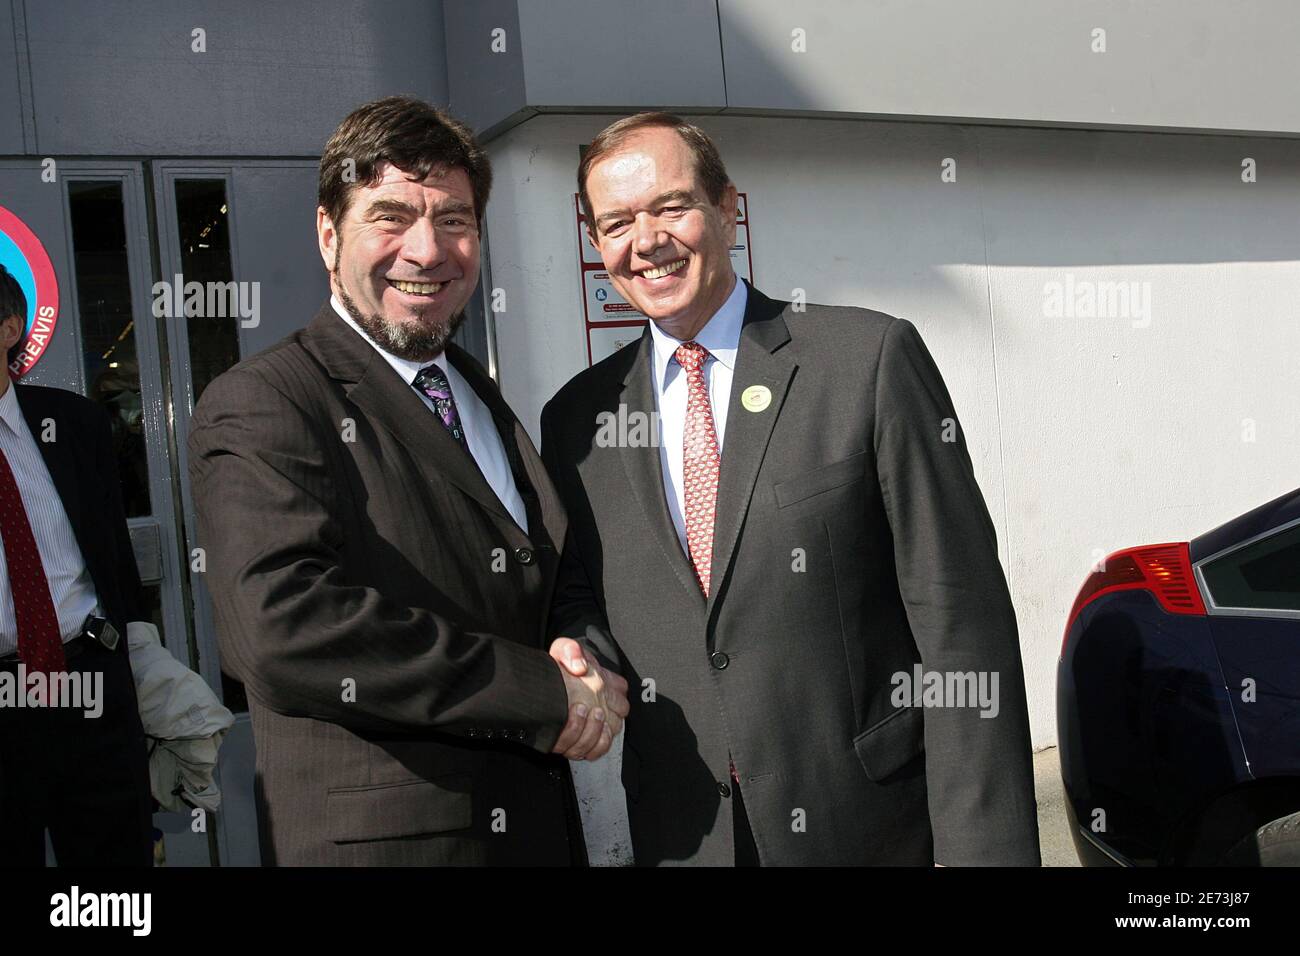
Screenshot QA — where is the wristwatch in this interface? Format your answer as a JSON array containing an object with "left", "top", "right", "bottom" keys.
[{"left": 81, "top": 614, "right": 121, "bottom": 652}]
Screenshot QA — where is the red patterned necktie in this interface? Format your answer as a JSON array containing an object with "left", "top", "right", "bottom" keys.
[
  {"left": 674, "top": 344, "right": 740, "bottom": 785},
  {"left": 675, "top": 342, "right": 721, "bottom": 597},
  {"left": 0, "top": 446, "right": 66, "bottom": 673}
]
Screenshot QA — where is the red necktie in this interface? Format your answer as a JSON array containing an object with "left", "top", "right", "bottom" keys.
[
  {"left": 0, "top": 446, "right": 66, "bottom": 673},
  {"left": 674, "top": 345, "right": 740, "bottom": 784},
  {"left": 675, "top": 342, "right": 721, "bottom": 597},
  {"left": 676, "top": 343, "right": 738, "bottom": 785}
]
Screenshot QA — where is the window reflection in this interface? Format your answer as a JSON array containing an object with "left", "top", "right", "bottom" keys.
[
  {"left": 67, "top": 181, "right": 150, "bottom": 519},
  {"left": 174, "top": 180, "right": 240, "bottom": 405},
  {"left": 173, "top": 178, "right": 247, "bottom": 714}
]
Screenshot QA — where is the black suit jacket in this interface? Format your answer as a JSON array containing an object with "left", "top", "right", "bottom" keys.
[
  {"left": 188, "top": 303, "right": 584, "bottom": 865},
  {"left": 541, "top": 281, "right": 1041, "bottom": 866},
  {"left": 12, "top": 384, "right": 143, "bottom": 640}
]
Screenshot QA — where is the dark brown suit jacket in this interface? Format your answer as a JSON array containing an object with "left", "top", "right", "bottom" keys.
[{"left": 188, "top": 303, "right": 583, "bottom": 865}]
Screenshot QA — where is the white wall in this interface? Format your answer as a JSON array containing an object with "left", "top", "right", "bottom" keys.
[{"left": 484, "top": 113, "right": 1300, "bottom": 750}]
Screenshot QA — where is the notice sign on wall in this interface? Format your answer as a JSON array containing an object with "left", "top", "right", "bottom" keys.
[{"left": 576, "top": 193, "right": 754, "bottom": 366}]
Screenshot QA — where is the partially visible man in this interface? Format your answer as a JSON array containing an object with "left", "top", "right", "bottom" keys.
[
  {"left": 188, "top": 96, "right": 627, "bottom": 866},
  {"left": 0, "top": 262, "right": 152, "bottom": 866},
  {"left": 542, "top": 113, "right": 1040, "bottom": 866}
]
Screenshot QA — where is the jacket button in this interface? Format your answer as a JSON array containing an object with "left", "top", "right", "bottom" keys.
[
  {"left": 717, "top": 781, "right": 731, "bottom": 798},
  {"left": 710, "top": 651, "right": 729, "bottom": 670},
  {"left": 467, "top": 728, "right": 479, "bottom": 738},
  {"left": 482, "top": 729, "right": 496, "bottom": 739},
  {"left": 514, "top": 547, "right": 534, "bottom": 565}
]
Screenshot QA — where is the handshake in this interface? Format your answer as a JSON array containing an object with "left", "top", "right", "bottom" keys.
[{"left": 547, "top": 638, "right": 630, "bottom": 762}]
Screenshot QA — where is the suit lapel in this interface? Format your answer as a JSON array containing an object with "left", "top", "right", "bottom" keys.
[
  {"left": 302, "top": 304, "right": 519, "bottom": 531},
  {"left": 706, "top": 286, "right": 796, "bottom": 616},
  {"left": 448, "top": 344, "right": 568, "bottom": 553},
  {"left": 617, "top": 330, "right": 704, "bottom": 605},
  {"left": 15, "top": 385, "right": 82, "bottom": 532}
]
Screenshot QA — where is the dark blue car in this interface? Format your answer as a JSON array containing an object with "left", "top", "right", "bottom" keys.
[{"left": 1058, "top": 486, "right": 1300, "bottom": 865}]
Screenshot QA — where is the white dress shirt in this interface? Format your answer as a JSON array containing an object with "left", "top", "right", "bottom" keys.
[
  {"left": 0, "top": 383, "right": 102, "bottom": 655},
  {"left": 647, "top": 275, "right": 747, "bottom": 554},
  {"left": 330, "top": 297, "right": 529, "bottom": 533}
]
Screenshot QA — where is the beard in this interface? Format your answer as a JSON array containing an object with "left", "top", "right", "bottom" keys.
[{"left": 333, "top": 241, "right": 465, "bottom": 362}]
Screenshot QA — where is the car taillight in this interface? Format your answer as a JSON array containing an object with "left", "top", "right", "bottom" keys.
[{"left": 1061, "top": 542, "right": 1206, "bottom": 656}]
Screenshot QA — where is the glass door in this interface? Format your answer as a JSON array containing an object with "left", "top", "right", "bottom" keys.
[
  {"left": 1, "top": 159, "right": 210, "bottom": 864},
  {"left": 152, "top": 160, "right": 329, "bottom": 867}
]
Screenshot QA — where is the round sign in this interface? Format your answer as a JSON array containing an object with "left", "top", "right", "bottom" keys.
[{"left": 0, "top": 204, "right": 60, "bottom": 379}]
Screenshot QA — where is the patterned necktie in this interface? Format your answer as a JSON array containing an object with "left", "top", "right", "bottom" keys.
[
  {"left": 675, "top": 342, "right": 721, "bottom": 597},
  {"left": 0, "top": 446, "right": 65, "bottom": 673},
  {"left": 413, "top": 363, "right": 471, "bottom": 453}
]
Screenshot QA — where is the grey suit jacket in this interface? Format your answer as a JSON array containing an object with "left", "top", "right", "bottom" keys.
[
  {"left": 189, "top": 303, "right": 584, "bottom": 866},
  {"left": 541, "top": 281, "right": 1040, "bottom": 866}
]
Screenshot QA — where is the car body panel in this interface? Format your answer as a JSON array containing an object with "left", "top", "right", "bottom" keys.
[
  {"left": 1058, "top": 590, "right": 1245, "bottom": 865},
  {"left": 1058, "top": 486, "right": 1299, "bottom": 865}
]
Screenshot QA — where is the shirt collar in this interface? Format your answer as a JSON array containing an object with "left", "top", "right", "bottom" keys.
[
  {"left": 648, "top": 274, "right": 747, "bottom": 386},
  {"left": 0, "top": 381, "right": 24, "bottom": 437},
  {"left": 329, "top": 295, "right": 449, "bottom": 386}
]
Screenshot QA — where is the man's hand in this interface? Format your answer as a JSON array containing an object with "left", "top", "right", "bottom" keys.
[{"left": 548, "top": 637, "right": 629, "bottom": 761}]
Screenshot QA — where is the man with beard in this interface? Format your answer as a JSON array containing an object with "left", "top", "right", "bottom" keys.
[{"left": 188, "top": 96, "right": 627, "bottom": 866}]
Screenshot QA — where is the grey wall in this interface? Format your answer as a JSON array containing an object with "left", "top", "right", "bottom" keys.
[
  {"left": 444, "top": 0, "right": 528, "bottom": 138},
  {"left": 517, "top": 0, "right": 726, "bottom": 112},
  {"left": 1, "top": 3, "right": 26, "bottom": 152},
  {"left": 720, "top": 0, "right": 1300, "bottom": 134},
  {"left": 11, "top": 0, "right": 448, "bottom": 157},
  {"left": 13, "top": 1, "right": 1300, "bottom": 158},
  {"left": 445, "top": 0, "right": 727, "bottom": 139},
  {"left": 447, "top": 0, "right": 1300, "bottom": 138}
]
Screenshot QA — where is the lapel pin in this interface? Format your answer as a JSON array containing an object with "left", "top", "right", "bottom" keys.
[{"left": 740, "top": 385, "right": 771, "bottom": 413}]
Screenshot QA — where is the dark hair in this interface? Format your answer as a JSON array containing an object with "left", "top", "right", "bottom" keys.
[
  {"left": 578, "top": 112, "right": 731, "bottom": 225},
  {"left": 318, "top": 95, "right": 492, "bottom": 232},
  {"left": 1, "top": 262, "right": 27, "bottom": 368}
]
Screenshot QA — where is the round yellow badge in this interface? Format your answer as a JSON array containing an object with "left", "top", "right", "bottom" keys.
[{"left": 740, "top": 385, "right": 771, "bottom": 413}]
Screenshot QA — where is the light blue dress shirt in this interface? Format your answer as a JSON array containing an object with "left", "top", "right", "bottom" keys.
[
  {"left": 330, "top": 297, "right": 529, "bottom": 534},
  {"left": 647, "top": 275, "right": 747, "bottom": 554}
]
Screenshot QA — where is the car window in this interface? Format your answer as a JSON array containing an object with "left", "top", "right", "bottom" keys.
[{"left": 1201, "top": 522, "right": 1300, "bottom": 612}]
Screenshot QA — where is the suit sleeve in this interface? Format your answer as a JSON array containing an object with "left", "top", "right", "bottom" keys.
[
  {"left": 539, "top": 398, "right": 622, "bottom": 673},
  {"left": 187, "top": 367, "right": 569, "bottom": 750},
  {"left": 89, "top": 400, "right": 145, "bottom": 625},
  {"left": 873, "top": 318, "right": 1041, "bottom": 866}
]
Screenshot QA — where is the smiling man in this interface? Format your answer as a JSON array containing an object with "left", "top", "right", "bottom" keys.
[
  {"left": 188, "top": 97, "right": 627, "bottom": 866},
  {"left": 541, "top": 113, "right": 1040, "bottom": 866}
]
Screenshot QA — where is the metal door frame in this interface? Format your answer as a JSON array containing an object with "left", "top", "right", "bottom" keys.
[
  {"left": 53, "top": 162, "right": 193, "bottom": 670},
  {"left": 152, "top": 160, "right": 286, "bottom": 868},
  {"left": 20, "top": 159, "right": 211, "bottom": 864}
]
